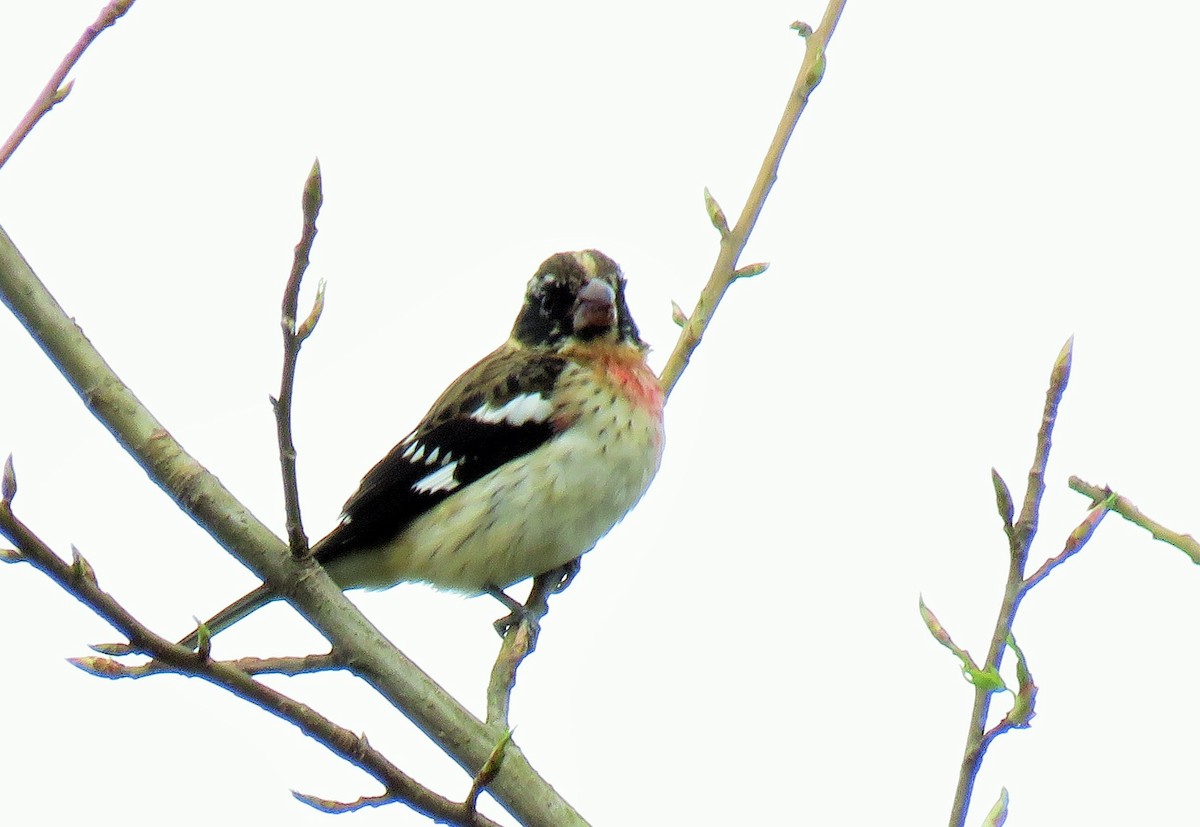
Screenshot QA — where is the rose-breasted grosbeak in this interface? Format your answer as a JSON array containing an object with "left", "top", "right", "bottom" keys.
[{"left": 180, "top": 249, "right": 664, "bottom": 647}]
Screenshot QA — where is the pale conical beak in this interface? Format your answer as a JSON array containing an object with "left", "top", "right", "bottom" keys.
[{"left": 572, "top": 278, "right": 617, "bottom": 333}]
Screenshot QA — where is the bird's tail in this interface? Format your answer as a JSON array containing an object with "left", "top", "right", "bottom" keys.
[{"left": 177, "top": 583, "right": 278, "bottom": 650}]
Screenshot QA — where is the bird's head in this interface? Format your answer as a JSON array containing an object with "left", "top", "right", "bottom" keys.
[{"left": 511, "top": 250, "right": 644, "bottom": 350}]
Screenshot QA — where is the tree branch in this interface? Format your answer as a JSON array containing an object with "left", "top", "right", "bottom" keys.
[
  {"left": 0, "top": 0, "right": 136, "bottom": 171},
  {"left": 659, "top": 0, "right": 847, "bottom": 397},
  {"left": 946, "top": 338, "right": 1075, "bottom": 827},
  {"left": 0, "top": 222, "right": 586, "bottom": 827},
  {"left": 1069, "top": 476, "right": 1200, "bottom": 564},
  {"left": 0, "top": 497, "right": 500, "bottom": 827},
  {"left": 274, "top": 158, "right": 326, "bottom": 555}
]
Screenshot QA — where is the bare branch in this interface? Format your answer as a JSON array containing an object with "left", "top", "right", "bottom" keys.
[
  {"left": 77, "top": 650, "right": 345, "bottom": 679},
  {"left": 485, "top": 564, "right": 577, "bottom": 727},
  {"left": 946, "top": 340, "right": 1076, "bottom": 827},
  {"left": 658, "top": 0, "right": 847, "bottom": 398},
  {"left": 275, "top": 158, "right": 325, "bottom": 556},
  {"left": 1023, "top": 494, "right": 1114, "bottom": 591},
  {"left": 0, "top": 221, "right": 587, "bottom": 827},
  {"left": 1069, "top": 476, "right": 1200, "bottom": 564},
  {"left": 0, "top": 1, "right": 136, "bottom": 170},
  {"left": 292, "top": 790, "right": 505, "bottom": 826},
  {"left": 1012, "top": 337, "right": 1073, "bottom": 560},
  {"left": 0, "top": 500, "right": 486, "bottom": 825}
]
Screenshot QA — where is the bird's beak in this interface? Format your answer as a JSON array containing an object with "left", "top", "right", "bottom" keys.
[{"left": 573, "top": 278, "right": 617, "bottom": 333}]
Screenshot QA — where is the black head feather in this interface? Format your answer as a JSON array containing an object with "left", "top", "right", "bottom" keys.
[{"left": 511, "top": 250, "right": 643, "bottom": 349}]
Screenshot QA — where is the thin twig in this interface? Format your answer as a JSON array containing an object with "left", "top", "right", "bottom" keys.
[
  {"left": 1010, "top": 337, "right": 1073, "bottom": 559},
  {"left": 0, "top": 500, "right": 489, "bottom": 827},
  {"left": 1023, "top": 496, "right": 1114, "bottom": 591},
  {"left": 478, "top": 0, "right": 852, "bottom": 754},
  {"left": 465, "top": 730, "right": 514, "bottom": 817},
  {"left": 947, "top": 338, "right": 1074, "bottom": 827},
  {"left": 293, "top": 790, "right": 504, "bottom": 827},
  {"left": 1069, "top": 476, "right": 1200, "bottom": 564},
  {"left": 78, "top": 650, "right": 345, "bottom": 679},
  {"left": 486, "top": 570, "right": 561, "bottom": 727},
  {"left": 658, "top": 0, "right": 847, "bottom": 398},
  {"left": 0, "top": 0, "right": 136, "bottom": 171},
  {"left": 274, "top": 159, "right": 325, "bottom": 556}
]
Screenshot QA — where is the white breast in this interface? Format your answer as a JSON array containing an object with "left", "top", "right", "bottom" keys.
[{"left": 328, "top": 388, "right": 663, "bottom": 593}]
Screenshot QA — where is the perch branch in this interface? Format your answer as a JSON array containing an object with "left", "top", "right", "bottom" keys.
[{"left": 0, "top": 222, "right": 585, "bottom": 827}]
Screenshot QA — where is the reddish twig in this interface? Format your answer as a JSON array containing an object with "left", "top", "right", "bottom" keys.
[{"left": 0, "top": 0, "right": 137, "bottom": 171}]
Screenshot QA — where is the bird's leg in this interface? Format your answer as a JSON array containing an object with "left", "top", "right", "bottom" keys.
[
  {"left": 551, "top": 556, "right": 582, "bottom": 593},
  {"left": 486, "top": 557, "right": 583, "bottom": 638},
  {"left": 486, "top": 585, "right": 527, "bottom": 632}
]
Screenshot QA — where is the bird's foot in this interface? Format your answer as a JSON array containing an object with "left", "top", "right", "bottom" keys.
[
  {"left": 486, "top": 558, "right": 582, "bottom": 638},
  {"left": 486, "top": 586, "right": 532, "bottom": 638}
]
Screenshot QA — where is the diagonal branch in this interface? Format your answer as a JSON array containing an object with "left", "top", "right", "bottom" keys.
[
  {"left": 0, "top": 223, "right": 586, "bottom": 827},
  {"left": 1069, "top": 476, "right": 1200, "bottom": 563},
  {"left": 0, "top": 500, "right": 500, "bottom": 827},
  {"left": 658, "top": 0, "right": 847, "bottom": 398},
  {"left": 0, "top": 0, "right": 136, "bottom": 171}
]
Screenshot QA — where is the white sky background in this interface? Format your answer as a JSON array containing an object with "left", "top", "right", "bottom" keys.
[{"left": 1, "top": 2, "right": 1198, "bottom": 824}]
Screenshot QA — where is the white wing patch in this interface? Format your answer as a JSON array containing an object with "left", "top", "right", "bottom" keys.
[
  {"left": 413, "top": 460, "right": 461, "bottom": 494},
  {"left": 471, "top": 393, "right": 553, "bottom": 426}
]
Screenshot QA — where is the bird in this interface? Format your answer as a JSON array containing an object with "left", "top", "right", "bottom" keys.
[{"left": 180, "top": 249, "right": 664, "bottom": 648}]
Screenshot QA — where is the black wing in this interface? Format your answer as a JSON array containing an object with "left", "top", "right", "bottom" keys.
[{"left": 314, "top": 347, "right": 568, "bottom": 565}]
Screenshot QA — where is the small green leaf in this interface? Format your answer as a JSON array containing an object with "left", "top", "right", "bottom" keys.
[
  {"left": 1002, "top": 633, "right": 1037, "bottom": 729},
  {"left": 68, "top": 656, "right": 129, "bottom": 679},
  {"left": 806, "top": 52, "right": 827, "bottom": 88},
  {"left": 302, "top": 158, "right": 324, "bottom": 218},
  {"left": 991, "top": 468, "right": 1014, "bottom": 533},
  {"left": 733, "top": 262, "right": 769, "bottom": 279},
  {"left": 670, "top": 300, "right": 689, "bottom": 328},
  {"left": 920, "top": 596, "right": 1005, "bottom": 692},
  {"left": 1053, "top": 335, "right": 1074, "bottom": 383},
  {"left": 2, "top": 454, "right": 16, "bottom": 503},
  {"left": 297, "top": 278, "right": 327, "bottom": 341},
  {"left": 71, "top": 544, "right": 97, "bottom": 586},
  {"left": 965, "top": 664, "right": 1006, "bottom": 693},
  {"left": 703, "top": 186, "right": 730, "bottom": 238},
  {"left": 790, "top": 21, "right": 813, "bottom": 38},
  {"left": 193, "top": 617, "right": 212, "bottom": 659},
  {"left": 52, "top": 80, "right": 75, "bottom": 105},
  {"left": 479, "top": 728, "right": 513, "bottom": 785},
  {"left": 981, "top": 787, "right": 1009, "bottom": 827}
]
